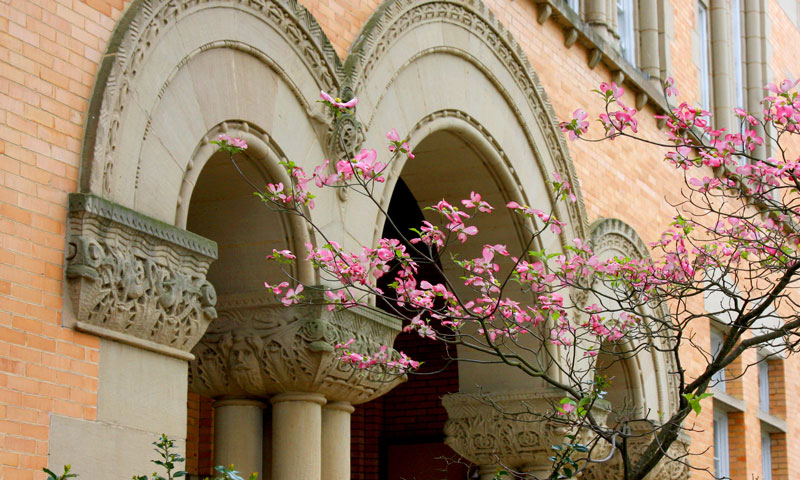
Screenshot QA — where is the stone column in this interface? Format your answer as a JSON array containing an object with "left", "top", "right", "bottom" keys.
[
  {"left": 710, "top": 0, "right": 735, "bottom": 130},
  {"left": 271, "top": 392, "right": 327, "bottom": 480},
  {"left": 52, "top": 193, "right": 218, "bottom": 479},
  {"left": 476, "top": 465, "right": 502, "bottom": 480},
  {"left": 638, "top": 0, "right": 660, "bottom": 77},
  {"left": 586, "top": 0, "right": 609, "bottom": 37},
  {"left": 214, "top": 399, "right": 265, "bottom": 478},
  {"left": 321, "top": 402, "right": 355, "bottom": 480},
  {"left": 744, "top": 0, "right": 765, "bottom": 159},
  {"left": 190, "top": 300, "right": 405, "bottom": 480}
]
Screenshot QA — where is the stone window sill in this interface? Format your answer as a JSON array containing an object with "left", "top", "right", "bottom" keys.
[
  {"left": 710, "top": 388, "right": 746, "bottom": 412},
  {"left": 758, "top": 409, "right": 788, "bottom": 433}
]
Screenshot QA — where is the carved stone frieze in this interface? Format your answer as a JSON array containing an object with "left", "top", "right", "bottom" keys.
[
  {"left": 188, "top": 293, "right": 405, "bottom": 404},
  {"left": 442, "top": 391, "right": 568, "bottom": 469},
  {"left": 66, "top": 193, "right": 218, "bottom": 354},
  {"left": 579, "top": 423, "right": 690, "bottom": 480}
]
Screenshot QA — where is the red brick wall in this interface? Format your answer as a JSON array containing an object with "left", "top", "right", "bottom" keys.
[
  {"left": 0, "top": 1, "right": 132, "bottom": 478},
  {"left": 4, "top": 0, "right": 800, "bottom": 479}
]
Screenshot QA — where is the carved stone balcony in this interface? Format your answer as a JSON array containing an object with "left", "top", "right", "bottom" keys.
[
  {"left": 579, "top": 421, "right": 690, "bottom": 480},
  {"left": 443, "top": 391, "right": 568, "bottom": 472},
  {"left": 188, "top": 292, "right": 405, "bottom": 404},
  {"left": 66, "top": 193, "right": 218, "bottom": 359}
]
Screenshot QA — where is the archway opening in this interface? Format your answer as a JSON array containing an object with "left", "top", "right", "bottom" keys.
[
  {"left": 351, "top": 129, "right": 534, "bottom": 480},
  {"left": 183, "top": 146, "right": 291, "bottom": 477}
]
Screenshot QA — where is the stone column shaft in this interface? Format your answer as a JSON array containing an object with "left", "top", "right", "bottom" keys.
[
  {"left": 639, "top": 0, "right": 660, "bottom": 76},
  {"left": 710, "top": 0, "right": 735, "bottom": 131},
  {"left": 586, "top": 0, "right": 609, "bottom": 36},
  {"left": 214, "top": 399, "right": 265, "bottom": 479},
  {"left": 744, "top": 0, "right": 766, "bottom": 159},
  {"left": 272, "top": 392, "right": 327, "bottom": 480},
  {"left": 321, "top": 402, "right": 355, "bottom": 480}
]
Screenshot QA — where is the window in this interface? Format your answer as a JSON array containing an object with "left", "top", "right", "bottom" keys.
[
  {"left": 710, "top": 329, "right": 726, "bottom": 392},
  {"left": 697, "top": 2, "right": 712, "bottom": 110},
  {"left": 567, "top": 0, "right": 580, "bottom": 14},
  {"left": 732, "top": 0, "right": 745, "bottom": 108},
  {"left": 714, "top": 410, "right": 731, "bottom": 478},
  {"left": 762, "top": 431, "right": 773, "bottom": 480},
  {"left": 617, "top": 0, "right": 636, "bottom": 64},
  {"left": 758, "top": 357, "right": 770, "bottom": 413}
]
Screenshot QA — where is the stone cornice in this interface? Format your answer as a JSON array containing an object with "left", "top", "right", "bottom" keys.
[{"left": 69, "top": 193, "right": 218, "bottom": 259}]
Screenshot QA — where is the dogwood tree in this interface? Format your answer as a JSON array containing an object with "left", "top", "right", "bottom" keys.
[{"left": 215, "top": 78, "right": 800, "bottom": 480}]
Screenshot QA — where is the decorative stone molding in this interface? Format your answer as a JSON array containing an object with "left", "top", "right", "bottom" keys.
[
  {"left": 589, "top": 218, "right": 680, "bottom": 416},
  {"left": 589, "top": 218, "right": 650, "bottom": 260},
  {"left": 66, "top": 194, "right": 218, "bottom": 358},
  {"left": 83, "top": 0, "right": 342, "bottom": 196},
  {"left": 346, "top": 0, "right": 590, "bottom": 240},
  {"left": 189, "top": 292, "right": 405, "bottom": 403},
  {"left": 579, "top": 423, "right": 690, "bottom": 480},
  {"left": 442, "top": 391, "right": 568, "bottom": 469}
]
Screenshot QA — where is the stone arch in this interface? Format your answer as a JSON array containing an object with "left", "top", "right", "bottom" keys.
[
  {"left": 80, "top": 0, "right": 342, "bottom": 224},
  {"left": 342, "top": 0, "right": 589, "bottom": 245},
  {"left": 589, "top": 218, "right": 680, "bottom": 420}
]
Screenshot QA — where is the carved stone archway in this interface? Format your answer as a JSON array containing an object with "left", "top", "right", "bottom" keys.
[{"left": 67, "top": 0, "right": 601, "bottom": 478}]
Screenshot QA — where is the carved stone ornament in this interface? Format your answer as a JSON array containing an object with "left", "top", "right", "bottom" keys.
[
  {"left": 442, "top": 391, "right": 568, "bottom": 469},
  {"left": 66, "top": 193, "right": 218, "bottom": 358},
  {"left": 579, "top": 422, "right": 690, "bottom": 480},
  {"left": 188, "top": 292, "right": 405, "bottom": 404}
]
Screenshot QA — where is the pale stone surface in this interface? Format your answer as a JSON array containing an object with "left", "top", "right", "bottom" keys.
[
  {"left": 48, "top": 414, "right": 185, "bottom": 479},
  {"left": 214, "top": 399, "right": 265, "bottom": 478},
  {"left": 321, "top": 402, "right": 354, "bottom": 480},
  {"left": 98, "top": 339, "right": 188, "bottom": 438},
  {"left": 271, "top": 393, "right": 326, "bottom": 480}
]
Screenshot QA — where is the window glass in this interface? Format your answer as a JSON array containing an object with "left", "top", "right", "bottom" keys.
[
  {"left": 714, "top": 410, "right": 731, "bottom": 478},
  {"left": 759, "top": 359, "right": 770, "bottom": 413},
  {"left": 567, "top": 0, "right": 580, "bottom": 14},
  {"left": 762, "top": 431, "right": 772, "bottom": 480},
  {"left": 698, "top": 2, "right": 711, "bottom": 110},
  {"left": 617, "top": 0, "right": 636, "bottom": 64},
  {"left": 710, "top": 329, "right": 726, "bottom": 392}
]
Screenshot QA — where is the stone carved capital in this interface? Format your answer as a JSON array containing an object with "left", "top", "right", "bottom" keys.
[
  {"left": 579, "top": 422, "right": 690, "bottom": 480},
  {"left": 66, "top": 194, "right": 218, "bottom": 358},
  {"left": 189, "top": 293, "right": 405, "bottom": 404},
  {"left": 442, "top": 391, "right": 568, "bottom": 469}
]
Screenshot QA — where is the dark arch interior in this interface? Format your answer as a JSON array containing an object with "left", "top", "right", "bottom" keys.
[{"left": 351, "top": 177, "right": 466, "bottom": 480}]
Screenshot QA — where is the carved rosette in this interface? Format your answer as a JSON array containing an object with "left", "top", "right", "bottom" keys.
[
  {"left": 66, "top": 193, "right": 218, "bottom": 355},
  {"left": 442, "top": 391, "right": 568, "bottom": 469},
  {"left": 188, "top": 293, "right": 405, "bottom": 404}
]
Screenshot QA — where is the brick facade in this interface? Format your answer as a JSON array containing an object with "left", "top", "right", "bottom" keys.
[{"left": 2, "top": 0, "right": 800, "bottom": 478}]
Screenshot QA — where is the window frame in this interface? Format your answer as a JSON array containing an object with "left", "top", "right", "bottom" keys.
[
  {"left": 617, "top": 0, "right": 637, "bottom": 64},
  {"left": 710, "top": 328, "right": 726, "bottom": 392},
  {"left": 714, "top": 409, "right": 731, "bottom": 478},
  {"left": 761, "top": 430, "right": 773, "bottom": 480},
  {"left": 697, "top": 0, "right": 712, "bottom": 111}
]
